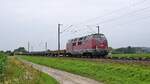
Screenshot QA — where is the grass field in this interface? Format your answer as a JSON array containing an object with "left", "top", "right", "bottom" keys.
[
  {"left": 112, "top": 53, "right": 150, "bottom": 59},
  {"left": 21, "top": 56, "right": 150, "bottom": 84},
  {"left": 3, "top": 57, "right": 59, "bottom": 84}
]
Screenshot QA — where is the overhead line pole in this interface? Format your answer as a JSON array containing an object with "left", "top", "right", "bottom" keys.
[
  {"left": 45, "top": 42, "right": 47, "bottom": 51},
  {"left": 58, "top": 24, "right": 61, "bottom": 56},
  {"left": 28, "top": 42, "right": 30, "bottom": 52}
]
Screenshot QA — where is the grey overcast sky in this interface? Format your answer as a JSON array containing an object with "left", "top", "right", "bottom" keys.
[{"left": 0, "top": 0, "right": 150, "bottom": 51}]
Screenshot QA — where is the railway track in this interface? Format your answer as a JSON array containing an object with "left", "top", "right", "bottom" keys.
[
  {"left": 110, "top": 57, "right": 150, "bottom": 62},
  {"left": 19, "top": 53, "right": 150, "bottom": 62},
  {"left": 55, "top": 55, "right": 150, "bottom": 63}
]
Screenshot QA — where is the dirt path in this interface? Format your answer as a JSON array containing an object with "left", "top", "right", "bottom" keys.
[{"left": 20, "top": 59, "right": 102, "bottom": 84}]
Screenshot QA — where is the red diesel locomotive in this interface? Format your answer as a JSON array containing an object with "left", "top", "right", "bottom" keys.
[{"left": 66, "top": 33, "right": 109, "bottom": 57}]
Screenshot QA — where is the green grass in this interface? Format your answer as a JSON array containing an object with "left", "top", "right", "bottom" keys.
[
  {"left": 40, "top": 72, "right": 59, "bottom": 84},
  {"left": 112, "top": 53, "right": 150, "bottom": 59},
  {"left": 0, "top": 53, "right": 7, "bottom": 82},
  {"left": 3, "top": 57, "right": 59, "bottom": 84},
  {"left": 20, "top": 56, "right": 150, "bottom": 84}
]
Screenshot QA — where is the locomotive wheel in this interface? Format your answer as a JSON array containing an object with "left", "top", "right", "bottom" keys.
[{"left": 83, "top": 53, "right": 92, "bottom": 58}]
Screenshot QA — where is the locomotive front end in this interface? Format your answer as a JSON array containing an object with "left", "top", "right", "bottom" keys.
[{"left": 92, "top": 34, "right": 109, "bottom": 56}]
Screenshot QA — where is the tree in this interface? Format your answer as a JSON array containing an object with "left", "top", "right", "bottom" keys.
[
  {"left": 5, "top": 50, "right": 12, "bottom": 54},
  {"left": 124, "top": 46, "right": 135, "bottom": 54},
  {"left": 14, "top": 47, "right": 27, "bottom": 53},
  {"left": 0, "top": 50, "right": 4, "bottom": 53}
]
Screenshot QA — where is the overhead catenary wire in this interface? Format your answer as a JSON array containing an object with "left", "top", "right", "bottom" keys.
[
  {"left": 86, "top": 25, "right": 97, "bottom": 33},
  {"left": 80, "top": 0, "right": 148, "bottom": 25},
  {"left": 67, "top": 7, "right": 150, "bottom": 36},
  {"left": 71, "top": 4, "right": 150, "bottom": 34},
  {"left": 60, "top": 25, "right": 73, "bottom": 34},
  {"left": 95, "top": 6, "right": 150, "bottom": 25},
  {"left": 63, "top": 0, "right": 148, "bottom": 29},
  {"left": 60, "top": 0, "right": 148, "bottom": 37},
  {"left": 108, "top": 12, "right": 150, "bottom": 28}
]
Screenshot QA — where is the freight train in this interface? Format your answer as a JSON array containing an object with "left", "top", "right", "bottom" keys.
[{"left": 22, "top": 33, "right": 109, "bottom": 57}]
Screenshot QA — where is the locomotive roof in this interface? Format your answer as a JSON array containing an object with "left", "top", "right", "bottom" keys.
[{"left": 68, "top": 33, "right": 104, "bottom": 42}]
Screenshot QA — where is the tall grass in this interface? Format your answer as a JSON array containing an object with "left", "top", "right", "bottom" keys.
[
  {"left": 0, "top": 53, "right": 7, "bottom": 82},
  {"left": 4, "top": 57, "right": 59, "bottom": 84}
]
